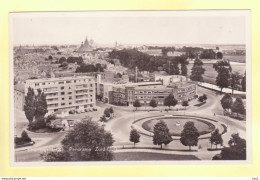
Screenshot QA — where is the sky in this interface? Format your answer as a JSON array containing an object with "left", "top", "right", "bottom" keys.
[{"left": 11, "top": 11, "right": 247, "bottom": 46}]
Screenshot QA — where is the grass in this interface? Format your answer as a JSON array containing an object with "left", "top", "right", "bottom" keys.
[
  {"left": 221, "top": 124, "right": 228, "bottom": 135},
  {"left": 142, "top": 117, "right": 215, "bottom": 136},
  {"left": 113, "top": 152, "right": 200, "bottom": 161}
]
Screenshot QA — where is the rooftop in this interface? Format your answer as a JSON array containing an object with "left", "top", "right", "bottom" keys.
[{"left": 26, "top": 76, "right": 94, "bottom": 83}]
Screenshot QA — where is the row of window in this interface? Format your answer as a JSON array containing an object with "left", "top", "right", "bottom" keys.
[{"left": 34, "top": 78, "right": 93, "bottom": 87}]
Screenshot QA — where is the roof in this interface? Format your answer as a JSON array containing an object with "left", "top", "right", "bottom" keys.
[
  {"left": 77, "top": 36, "right": 93, "bottom": 52},
  {"left": 25, "top": 75, "right": 94, "bottom": 83},
  {"left": 14, "top": 83, "right": 25, "bottom": 93}
]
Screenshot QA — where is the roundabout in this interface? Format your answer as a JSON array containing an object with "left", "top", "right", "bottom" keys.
[
  {"left": 131, "top": 113, "right": 227, "bottom": 139},
  {"left": 141, "top": 116, "right": 215, "bottom": 136}
]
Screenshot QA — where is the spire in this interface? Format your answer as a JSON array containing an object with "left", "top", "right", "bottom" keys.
[{"left": 84, "top": 36, "right": 89, "bottom": 46}]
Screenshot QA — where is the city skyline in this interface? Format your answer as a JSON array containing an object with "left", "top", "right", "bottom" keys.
[{"left": 11, "top": 11, "right": 247, "bottom": 46}]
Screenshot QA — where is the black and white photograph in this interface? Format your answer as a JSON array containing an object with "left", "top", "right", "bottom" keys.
[{"left": 9, "top": 10, "right": 251, "bottom": 165}]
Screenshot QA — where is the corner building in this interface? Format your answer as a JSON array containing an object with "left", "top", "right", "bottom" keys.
[{"left": 25, "top": 76, "right": 96, "bottom": 114}]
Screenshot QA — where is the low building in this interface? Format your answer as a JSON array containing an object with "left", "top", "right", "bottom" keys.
[
  {"left": 25, "top": 76, "right": 96, "bottom": 114},
  {"left": 14, "top": 83, "right": 25, "bottom": 110}
]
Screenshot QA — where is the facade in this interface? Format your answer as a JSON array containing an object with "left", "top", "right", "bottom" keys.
[
  {"left": 107, "top": 81, "right": 197, "bottom": 106},
  {"left": 14, "top": 83, "right": 25, "bottom": 110},
  {"left": 25, "top": 76, "right": 96, "bottom": 114}
]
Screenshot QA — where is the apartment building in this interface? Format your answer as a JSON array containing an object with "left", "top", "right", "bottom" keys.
[{"left": 25, "top": 76, "right": 96, "bottom": 114}]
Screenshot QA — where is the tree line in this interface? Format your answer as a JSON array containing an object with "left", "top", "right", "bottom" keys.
[
  {"left": 75, "top": 63, "right": 104, "bottom": 73},
  {"left": 108, "top": 49, "right": 189, "bottom": 76}
]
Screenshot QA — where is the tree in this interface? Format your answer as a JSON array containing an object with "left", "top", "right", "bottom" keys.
[
  {"left": 133, "top": 99, "right": 141, "bottom": 111},
  {"left": 24, "top": 87, "right": 36, "bottom": 125},
  {"left": 77, "top": 56, "right": 83, "bottom": 64},
  {"left": 48, "top": 55, "right": 53, "bottom": 60},
  {"left": 213, "top": 60, "right": 232, "bottom": 93},
  {"left": 21, "top": 130, "right": 32, "bottom": 143},
  {"left": 58, "top": 57, "right": 67, "bottom": 64},
  {"left": 213, "top": 133, "right": 246, "bottom": 160},
  {"left": 220, "top": 94, "right": 233, "bottom": 112},
  {"left": 116, "top": 73, "right": 122, "bottom": 78},
  {"left": 182, "top": 101, "right": 189, "bottom": 109},
  {"left": 35, "top": 89, "right": 47, "bottom": 119},
  {"left": 198, "top": 94, "right": 207, "bottom": 103},
  {"left": 215, "top": 68, "right": 231, "bottom": 93},
  {"left": 216, "top": 52, "right": 223, "bottom": 59},
  {"left": 24, "top": 88, "right": 47, "bottom": 129},
  {"left": 190, "top": 57, "right": 205, "bottom": 82},
  {"left": 241, "top": 72, "right": 246, "bottom": 92},
  {"left": 153, "top": 121, "right": 172, "bottom": 149},
  {"left": 164, "top": 93, "right": 178, "bottom": 109},
  {"left": 109, "top": 107, "right": 114, "bottom": 117},
  {"left": 104, "top": 108, "right": 111, "bottom": 118},
  {"left": 202, "top": 94, "right": 207, "bottom": 101},
  {"left": 230, "top": 72, "right": 242, "bottom": 94},
  {"left": 42, "top": 119, "right": 114, "bottom": 161},
  {"left": 199, "top": 49, "right": 216, "bottom": 59},
  {"left": 180, "top": 121, "right": 200, "bottom": 151},
  {"left": 231, "top": 97, "right": 245, "bottom": 117},
  {"left": 149, "top": 99, "right": 157, "bottom": 108},
  {"left": 99, "top": 115, "right": 107, "bottom": 123},
  {"left": 129, "top": 129, "right": 140, "bottom": 148},
  {"left": 209, "top": 129, "right": 223, "bottom": 149}
]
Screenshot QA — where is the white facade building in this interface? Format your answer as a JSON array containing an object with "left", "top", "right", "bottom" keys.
[{"left": 25, "top": 76, "right": 96, "bottom": 114}]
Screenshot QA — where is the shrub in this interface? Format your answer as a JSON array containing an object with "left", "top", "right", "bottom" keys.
[
  {"left": 21, "top": 131, "right": 31, "bottom": 142},
  {"left": 15, "top": 130, "right": 32, "bottom": 146},
  {"left": 29, "top": 116, "right": 46, "bottom": 130}
]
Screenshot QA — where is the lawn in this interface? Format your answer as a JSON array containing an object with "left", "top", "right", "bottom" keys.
[
  {"left": 142, "top": 117, "right": 215, "bottom": 136},
  {"left": 187, "top": 63, "right": 246, "bottom": 85},
  {"left": 113, "top": 152, "right": 200, "bottom": 161}
]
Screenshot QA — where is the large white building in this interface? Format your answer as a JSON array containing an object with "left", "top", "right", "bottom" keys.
[{"left": 25, "top": 76, "right": 96, "bottom": 114}]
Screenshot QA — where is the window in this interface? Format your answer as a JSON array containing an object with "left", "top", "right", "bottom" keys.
[
  {"left": 68, "top": 92, "right": 72, "bottom": 95},
  {"left": 69, "top": 96, "right": 72, "bottom": 100},
  {"left": 74, "top": 80, "right": 77, "bottom": 83},
  {"left": 62, "top": 98, "right": 65, "bottom": 100},
  {"left": 61, "top": 86, "right": 64, "bottom": 90},
  {"left": 61, "top": 92, "right": 65, "bottom": 95},
  {"left": 35, "top": 83, "right": 39, "bottom": 86},
  {"left": 66, "top": 80, "right": 71, "bottom": 83},
  {"left": 59, "top": 81, "right": 64, "bottom": 84},
  {"left": 42, "top": 83, "right": 45, "bottom": 85},
  {"left": 69, "top": 102, "right": 72, "bottom": 105},
  {"left": 61, "top": 103, "right": 65, "bottom": 106}
]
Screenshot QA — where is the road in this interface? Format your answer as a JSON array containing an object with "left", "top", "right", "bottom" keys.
[{"left": 14, "top": 86, "right": 247, "bottom": 161}]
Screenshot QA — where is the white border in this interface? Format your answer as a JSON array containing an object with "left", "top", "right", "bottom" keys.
[{"left": 9, "top": 10, "right": 252, "bottom": 167}]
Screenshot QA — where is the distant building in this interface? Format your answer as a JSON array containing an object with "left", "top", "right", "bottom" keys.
[
  {"left": 25, "top": 76, "right": 96, "bottom": 114},
  {"left": 76, "top": 36, "right": 96, "bottom": 59},
  {"left": 14, "top": 83, "right": 25, "bottom": 110}
]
